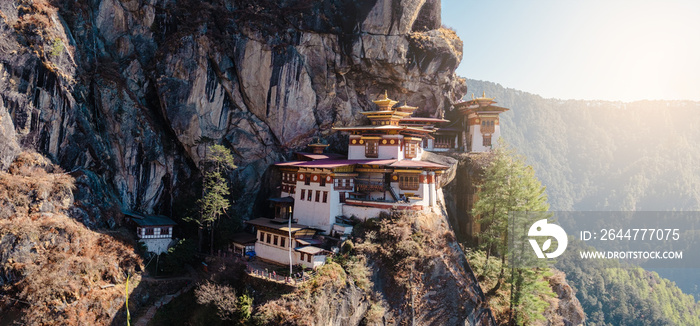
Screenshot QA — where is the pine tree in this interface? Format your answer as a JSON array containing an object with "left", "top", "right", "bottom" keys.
[
  {"left": 472, "top": 141, "right": 551, "bottom": 325},
  {"left": 186, "top": 144, "right": 236, "bottom": 254}
]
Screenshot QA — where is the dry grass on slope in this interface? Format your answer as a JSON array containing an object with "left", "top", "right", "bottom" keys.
[{"left": 0, "top": 151, "right": 142, "bottom": 325}]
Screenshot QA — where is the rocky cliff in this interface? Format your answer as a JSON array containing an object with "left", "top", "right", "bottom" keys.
[{"left": 0, "top": 0, "right": 466, "bottom": 225}]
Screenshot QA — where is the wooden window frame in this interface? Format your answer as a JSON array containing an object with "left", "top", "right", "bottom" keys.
[
  {"left": 483, "top": 134, "right": 492, "bottom": 147},
  {"left": 365, "top": 140, "right": 378, "bottom": 158},
  {"left": 273, "top": 235, "right": 278, "bottom": 246},
  {"left": 145, "top": 228, "right": 154, "bottom": 235},
  {"left": 266, "top": 233, "right": 271, "bottom": 244},
  {"left": 160, "top": 227, "right": 170, "bottom": 235},
  {"left": 405, "top": 142, "right": 418, "bottom": 158},
  {"left": 322, "top": 191, "right": 328, "bottom": 203},
  {"left": 300, "top": 189, "right": 306, "bottom": 201},
  {"left": 315, "top": 190, "right": 321, "bottom": 202},
  {"left": 259, "top": 231, "right": 265, "bottom": 242},
  {"left": 307, "top": 190, "right": 313, "bottom": 201},
  {"left": 320, "top": 176, "right": 326, "bottom": 187},
  {"left": 399, "top": 175, "right": 420, "bottom": 190}
]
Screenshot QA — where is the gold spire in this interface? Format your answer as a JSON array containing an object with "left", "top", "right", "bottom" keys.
[
  {"left": 482, "top": 91, "right": 486, "bottom": 98},
  {"left": 471, "top": 93, "right": 475, "bottom": 100},
  {"left": 372, "top": 90, "right": 398, "bottom": 109}
]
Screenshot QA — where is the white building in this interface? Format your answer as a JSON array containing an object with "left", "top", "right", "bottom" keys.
[
  {"left": 454, "top": 92, "right": 510, "bottom": 152},
  {"left": 124, "top": 211, "right": 176, "bottom": 254},
  {"left": 276, "top": 92, "right": 449, "bottom": 232},
  {"left": 248, "top": 92, "right": 454, "bottom": 268},
  {"left": 246, "top": 218, "right": 329, "bottom": 269}
]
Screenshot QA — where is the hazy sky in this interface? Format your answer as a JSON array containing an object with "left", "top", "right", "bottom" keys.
[{"left": 441, "top": 0, "right": 700, "bottom": 101}]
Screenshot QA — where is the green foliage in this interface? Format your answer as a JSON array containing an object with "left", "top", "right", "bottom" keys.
[
  {"left": 472, "top": 142, "right": 549, "bottom": 256},
  {"left": 466, "top": 249, "right": 556, "bottom": 325},
  {"left": 199, "top": 170, "right": 230, "bottom": 226},
  {"left": 467, "top": 79, "right": 700, "bottom": 322},
  {"left": 556, "top": 240, "right": 700, "bottom": 325},
  {"left": 49, "top": 37, "right": 63, "bottom": 57},
  {"left": 236, "top": 293, "right": 253, "bottom": 321},
  {"left": 185, "top": 144, "right": 237, "bottom": 253},
  {"left": 159, "top": 239, "right": 197, "bottom": 274},
  {"left": 469, "top": 145, "right": 553, "bottom": 325}
]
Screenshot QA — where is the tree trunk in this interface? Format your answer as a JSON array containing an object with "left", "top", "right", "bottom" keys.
[
  {"left": 209, "top": 219, "right": 216, "bottom": 256},
  {"left": 198, "top": 227, "right": 203, "bottom": 252}
]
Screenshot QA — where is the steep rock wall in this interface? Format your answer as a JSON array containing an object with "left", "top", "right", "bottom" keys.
[{"left": 0, "top": 0, "right": 466, "bottom": 225}]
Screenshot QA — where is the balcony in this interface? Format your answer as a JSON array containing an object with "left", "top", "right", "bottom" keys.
[{"left": 354, "top": 178, "right": 387, "bottom": 193}]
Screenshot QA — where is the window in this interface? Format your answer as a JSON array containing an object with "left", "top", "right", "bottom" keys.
[
  {"left": 315, "top": 190, "right": 321, "bottom": 202},
  {"left": 304, "top": 174, "right": 311, "bottom": 185},
  {"left": 307, "top": 254, "right": 312, "bottom": 263},
  {"left": 281, "top": 237, "right": 286, "bottom": 248},
  {"left": 340, "top": 192, "right": 346, "bottom": 203},
  {"left": 300, "top": 253, "right": 305, "bottom": 261},
  {"left": 481, "top": 119, "right": 495, "bottom": 133},
  {"left": 483, "top": 135, "right": 492, "bottom": 147},
  {"left": 307, "top": 190, "right": 312, "bottom": 201},
  {"left": 405, "top": 142, "right": 418, "bottom": 158},
  {"left": 266, "top": 233, "right": 271, "bottom": 244},
  {"left": 273, "top": 235, "right": 278, "bottom": 246},
  {"left": 145, "top": 228, "right": 154, "bottom": 235},
  {"left": 290, "top": 186, "right": 295, "bottom": 194},
  {"left": 322, "top": 191, "right": 328, "bottom": 203},
  {"left": 399, "top": 175, "right": 420, "bottom": 190},
  {"left": 300, "top": 189, "right": 305, "bottom": 201},
  {"left": 320, "top": 176, "right": 326, "bottom": 187},
  {"left": 160, "top": 227, "right": 170, "bottom": 235},
  {"left": 259, "top": 231, "right": 265, "bottom": 242},
  {"left": 365, "top": 140, "right": 378, "bottom": 157}
]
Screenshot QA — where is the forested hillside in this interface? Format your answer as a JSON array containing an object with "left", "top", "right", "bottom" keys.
[
  {"left": 463, "top": 79, "right": 700, "bottom": 211},
  {"left": 461, "top": 79, "right": 700, "bottom": 322}
]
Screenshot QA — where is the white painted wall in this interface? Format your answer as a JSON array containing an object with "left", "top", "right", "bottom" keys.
[
  {"left": 141, "top": 238, "right": 172, "bottom": 254},
  {"left": 348, "top": 144, "right": 365, "bottom": 160},
  {"left": 294, "top": 179, "right": 334, "bottom": 233},
  {"left": 469, "top": 123, "right": 502, "bottom": 152},
  {"left": 342, "top": 205, "right": 387, "bottom": 220},
  {"left": 378, "top": 144, "right": 403, "bottom": 160},
  {"left": 255, "top": 240, "right": 295, "bottom": 266}
]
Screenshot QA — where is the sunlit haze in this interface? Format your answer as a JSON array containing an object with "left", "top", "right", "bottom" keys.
[{"left": 441, "top": 0, "right": 700, "bottom": 101}]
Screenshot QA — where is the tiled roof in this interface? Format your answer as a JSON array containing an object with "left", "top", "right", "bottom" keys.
[
  {"left": 389, "top": 160, "right": 449, "bottom": 169},
  {"left": 295, "top": 246, "right": 328, "bottom": 255},
  {"left": 246, "top": 218, "right": 310, "bottom": 232},
  {"left": 275, "top": 159, "right": 397, "bottom": 168}
]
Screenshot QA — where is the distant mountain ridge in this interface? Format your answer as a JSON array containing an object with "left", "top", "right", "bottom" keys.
[{"left": 462, "top": 79, "right": 700, "bottom": 211}]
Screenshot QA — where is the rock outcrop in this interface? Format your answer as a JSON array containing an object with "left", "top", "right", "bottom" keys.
[{"left": 0, "top": 0, "right": 466, "bottom": 225}]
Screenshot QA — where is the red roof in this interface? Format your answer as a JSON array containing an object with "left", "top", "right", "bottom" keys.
[
  {"left": 389, "top": 160, "right": 449, "bottom": 169},
  {"left": 276, "top": 158, "right": 397, "bottom": 168}
]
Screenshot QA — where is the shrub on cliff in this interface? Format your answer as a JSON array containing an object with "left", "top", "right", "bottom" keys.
[{"left": 0, "top": 151, "right": 142, "bottom": 325}]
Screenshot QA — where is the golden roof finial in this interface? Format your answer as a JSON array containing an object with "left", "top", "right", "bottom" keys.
[
  {"left": 384, "top": 90, "right": 388, "bottom": 99},
  {"left": 482, "top": 91, "right": 486, "bottom": 98},
  {"left": 471, "top": 93, "right": 475, "bottom": 100}
]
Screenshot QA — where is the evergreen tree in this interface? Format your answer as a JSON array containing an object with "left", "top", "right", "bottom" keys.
[
  {"left": 472, "top": 141, "right": 551, "bottom": 325},
  {"left": 187, "top": 144, "right": 236, "bottom": 254}
]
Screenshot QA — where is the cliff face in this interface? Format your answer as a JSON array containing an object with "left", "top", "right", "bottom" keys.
[{"left": 0, "top": 0, "right": 466, "bottom": 224}]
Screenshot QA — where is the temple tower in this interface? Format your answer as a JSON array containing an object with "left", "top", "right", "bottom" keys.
[{"left": 454, "top": 92, "right": 510, "bottom": 152}]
